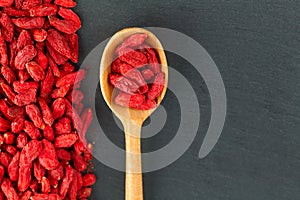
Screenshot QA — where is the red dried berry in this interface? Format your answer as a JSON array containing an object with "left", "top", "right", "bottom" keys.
[
  {"left": 82, "top": 173, "right": 96, "bottom": 187},
  {"left": 26, "top": 61, "right": 45, "bottom": 81},
  {"left": 14, "top": 45, "right": 37, "bottom": 70},
  {"left": 31, "top": 29, "right": 48, "bottom": 42},
  {"left": 114, "top": 91, "right": 146, "bottom": 108},
  {"left": 25, "top": 104, "right": 45, "bottom": 129},
  {"left": 54, "top": 133, "right": 78, "bottom": 148},
  {"left": 38, "top": 139, "right": 59, "bottom": 170},
  {"left": 38, "top": 97, "right": 54, "bottom": 126},
  {"left": 29, "top": 4, "right": 58, "bottom": 17},
  {"left": 12, "top": 17, "right": 45, "bottom": 29},
  {"left": 0, "top": 0, "right": 13, "bottom": 7},
  {"left": 54, "top": 0, "right": 76, "bottom": 8}
]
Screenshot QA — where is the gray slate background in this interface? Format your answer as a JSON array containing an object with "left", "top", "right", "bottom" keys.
[{"left": 75, "top": 0, "right": 300, "bottom": 199}]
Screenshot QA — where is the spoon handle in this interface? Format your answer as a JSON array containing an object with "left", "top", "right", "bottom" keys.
[{"left": 124, "top": 122, "right": 143, "bottom": 200}]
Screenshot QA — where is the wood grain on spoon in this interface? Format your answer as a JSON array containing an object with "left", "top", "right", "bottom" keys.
[{"left": 100, "top": 27, "right": 168, "bottom": 200}]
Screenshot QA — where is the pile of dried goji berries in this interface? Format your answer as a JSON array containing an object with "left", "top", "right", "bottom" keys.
[
  {"left": 0, "top": 0, "right": 96, "bottom": 199},
  {"left": 109, "top": 33, "right": 165, "bottom": 110}
]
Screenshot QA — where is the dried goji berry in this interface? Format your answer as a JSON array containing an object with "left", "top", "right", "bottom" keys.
[
  {"left": 41, "top": 176, "right": 51, "bottom": 194},
  {"left": 68, "top": 169, "right": 78, "bottom": 200},
  {"left": 0, "top": 99, "right": 14, "bottom": 121},
  {"left": 51, "top": 84, "right": 70, "bottom": 98},
  {"left": 23, "top": 120, "right": 42, "bottom": 139},
  {"left": 15, "top": 0, "right": 23, "bottom": 10},
  {"left": 20, "top": 190, "right": 32, "bottom": 200},
  {"left": 14, "top": 45, "right": 37, "bottom": 70},
  {"left": 18, "top": 69, "right": 31, "bottom": 83},
  {"left": 58, "top": 7, "right": 80, "bottom": 25},
  {"left": 28, "top": 178, "right": 38, "bottom": 192},
  {"left": 66, "top": 90, "right": 84, "bottom": 105},
  {"left": 76, "top": 171, "right": 83, "bottom": 190},
  {"left": 119, "top": 48, "right": 148, "bottom": 68},
  {"left": 35, "top": 50, "right": 48, "bottom": 70},
  {"left": 56, "top": 69, "right": 86, "bottom": 87},
  {"left": 111, "top": 58, "right": 123, "bottom": 73},
  {"left": 1, "top": 178, "right": 18, "bottom": 200},
  {"left": 83, "top": 149, "right": 93, "bottom": 162},
  {"left": 40, "top": 68, "right": 55, "bottom": 98},
  {"left": 56, "top": 149, "right": 71, "bottom": 161},
  {"left": 77, "top": 187, "right": 92, "bottom": 199},
  {"left": 7, "top": 106, "right": 25, "bottom": 118},
  {"left": 75, "top": 102, "right": 83, "bottom": 114},
  {"left": 64, "top": 99, "right": 82, "bottom": 131},
  {"left": 11, "top": 117, "right": 24, "bottom": 134},
  {"left": 124, "top": 68, "right": 148, "bottom": 94},
  {"left": 49, "top": 165, "right": 63, "bottom": 182},
  {"left": 116, "top": 33, "right": 147, "bottom": 53},
  {"left": 0, "top": 116, "right": 11, "bottom": 132},
  {"left": 109, "top": 74, "right": 140, "bottom": 94},
  {"left": 14, "top": 88, "right": 37, "bottom": 106},
  {"left": 42, "top": 125, "right": 54, "bottom": 141},
  {"left": 35, "top": 41, "right": 45, "bottom": 51},
  {"left": 25, "top": 104, "right": 45, "bottom": 129},
  {"left": 147, "top": 72, "right": 165, "bottom": 100},
  {"left": 29, "top": 3, "right": 58, "bottom": 17},
  {"left": 0, "top": 152, "right": 12, "bottom": 168},
  {"left": 17, "top": 30, "right": 33, "bottom": 51},
  {"left": 12, "top": 17, "right": 45, "bottom": 29},
  {"left": 21, "top": 0, "right": 42, "bottom": 10},
  {"left": 26, "top": 61, "right": 45, "bottom": 81},
  {"left": 141, "top": 68, "right": 155, "bottom": 81},
  {"left": 144, "top": 47, "right": 161, "bottom": 74},
  {"left": 13, "top": 81, "right": 39, "bottom": 93},
  {"left": 33, "top": 160, "right": 45, "bottom": 182},
  {"left": 4, "top": 145, "right": 17, "bottom": 156},
  {"left": 61, "top": 62, "right": 75, "bottom": 72},
  {"left": 51, "top": 98, "right": 66, "bottom": 119},
  {"left": 54, "top": 117, "right": 71, "bottom": 135},
  {"left": 82, "top": 173, "right": 96, "bottom": 187},
  {"left": 8, "top": 38, "right": 17, "bottom": 69},
  {"left": 79, "top": 108, "right": 92, "bottom": 145},
  {"left": 19, "top": 140, "right": 42, "bottom": 190},
  {"left": 16, "top": 132, "right": 28, "bottom": 149},
  {"left": 38, "top": 97, "right": 54, "bottom": 126},
  {"left": 38, "top": 139, "right": 59, "bottom": 170},
  {"left": 74, "top": 141, "right": 85, "bottom": 155},
  {"left": 0, "top": 13, "right": 14, "bottom": 43},
  {"left": 0, "top": 82, "right": 16, "bottom": 102},
  {"left": 59, "top": 165, "right": 74, "bottom": 198},
  {"left": 47, "top": 28, "right": 71, "bottom": 58},
  {"left": 54, "top": 0, "right": 76, "bottom": 8},
  {"left": 3, "top": 132, "right": 15, "bottom": 144},
  {"left": 0, "top": 36, "right": 8, "bottom": 66},
  {"left": 31, "top": 29, "right": 47, "bottom": 42},
  {"left": 54, "top": 133, "right": 78, "bottom": 148},
  {"left": 7, "top": 151, "right": 20, "bottom": 181},
  {"left": 46, "top": 41, "right": 68, "bottom": 65},
  {"left": 64, "top": 33, "right": 78, "bottom": 63},
  {"left": 32, "top": 193, "right": 62, "bottom": 200},
  {"left": 2, "top": 7, "right": 29, "bottom": 17},
  {"left": 48, "top": 15, "right": 80, "bottom": 34},
  {"left": 114, "top": 91, "right": 146, "bottom": 108},
  {"left": 1, "top": 66, "right": 16, "bottom": 85},
  {"left": 0, "top": 0, "right": 13, "bottom": 7}
]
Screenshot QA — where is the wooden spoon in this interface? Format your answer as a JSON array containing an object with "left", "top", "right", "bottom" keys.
[{"left": 100, "top": 27, "right": 168, "bottom": 200}]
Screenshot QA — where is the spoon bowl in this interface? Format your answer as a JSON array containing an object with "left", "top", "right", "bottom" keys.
[
  {"left": 100, "top": 27, "right": 168, "bottom": 200},
  {"left": 100, "top": 27, "right": 168, "bottom": 125}
]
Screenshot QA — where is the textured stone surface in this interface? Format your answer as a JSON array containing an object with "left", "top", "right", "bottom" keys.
[{"left": 77, "top": 0, "right": 300, "bottom": 199}]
